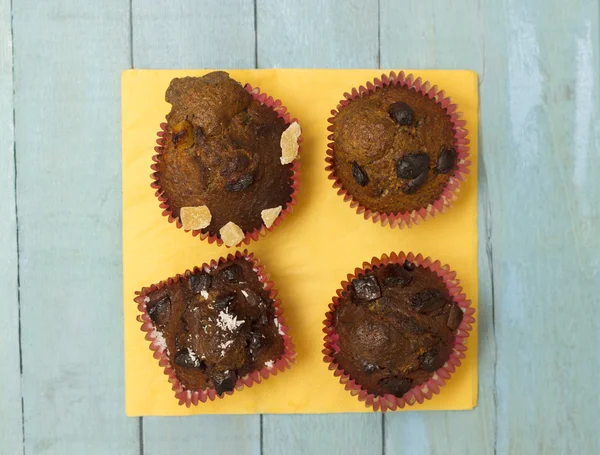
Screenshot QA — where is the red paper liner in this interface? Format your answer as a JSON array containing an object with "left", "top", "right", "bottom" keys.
[
  {"left": 151, "top": 83, "right": 303, "bottom": 247},
  {"left": 134, "top": 250, "right": 296, "bottom": 407},
  {"left": 322, "top": 251, "right": 475, "bottom": 412},
  {"left": 325, "top": 71, "right": 471, "bottom": 229}
]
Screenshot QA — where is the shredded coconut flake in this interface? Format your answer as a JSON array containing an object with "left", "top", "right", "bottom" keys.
[
  {"left": 143, "top": 296, "right": 150, "bottom": 303},
  {"left": 241, "top": 290, "right": 249, "bottom": 298},
  {"left": 153, "top": 330, "right": 167, "bottom": 351},
  {"left": 219, "top": 340, "right": 234, "bottom": 357},
  {"left": 200, "top": 290, "right": 209, "bottom": 299},
  {"left": 217, "top": 311, "right": 245, "bottom": 332},
  {"left": 264, "top": 360, "right": 274, "bottom": 369},
  {"left": 274, "top": 318, "right": 285, "bottom": 336}
]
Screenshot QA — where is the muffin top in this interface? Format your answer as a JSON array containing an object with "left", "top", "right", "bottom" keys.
[
  {"left": 144, "top": 258, "right": 285, "bottom": 395},
  {"left": 331, "top": 261, "right": 463, "bottom": 398},
  {"left": 157, "top": 71, "right": 300, "bottom": 246},
  {"left": 333, "top": 83, "right": 456, "bottom": 214}
]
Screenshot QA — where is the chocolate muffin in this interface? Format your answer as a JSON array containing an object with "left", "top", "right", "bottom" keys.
[
  {"left": 155, "top": 71, "right": 301, "bottom": 246},
  {"left": 142, "top": 256, "right": 287, "bottom": 396},
  {"left": 330, "top": 77, "right": 459, "bottom": 215},
  {"left": 330, "top": 259, "right": 463, "bottom": 399}
]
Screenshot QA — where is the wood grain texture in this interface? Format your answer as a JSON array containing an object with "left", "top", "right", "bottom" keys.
[
  {"left": 258, "top": 2, "right": 383, "bottom": 452},
  {"left": 263, "top": 414, "right": 383, "bottom": 455},
  {"left": 132, "top": 3, "right": 260, "bottom": 454},
  {"left": 257, "top": 0, "right": 379, "bottom": 68},
  {"left": 12, "top": 1, "right": 139, "bottom": 454},
  {"left": 381, "top": 1, "right": 494, "bottom": 453},
  {"left": 142, "top": 416, "right": 260, "bottom": 455},
  {"left": 0, "top": 0, "right": 23, "bottom": 453},
  {"left": 132, "top": 0, "right": 255, "bottom": 69},
  {"left": 481, "top": 0, "right": 600, "bottom": 453}
]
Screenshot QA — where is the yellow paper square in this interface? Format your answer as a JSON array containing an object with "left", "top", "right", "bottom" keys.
[{"left": 122, "top": 69, "right": 479, "bottom": 415}]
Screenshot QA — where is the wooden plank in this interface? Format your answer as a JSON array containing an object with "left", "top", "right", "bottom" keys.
[
  {"left": 257, "top": 0, "right": 379, "bottom": 68},
  {"left": 142, "top": 417, "right": 259, "bottom": 455},
  {"left": 263, "top": 414, "right": 383, "bottom": 455},
  {"left": 132, "top": 0, "right": 255, "bottom": 69},
  {"left": 12, "top": 2, "right": 140, "bottom": 454},
  {"left": 381, "top": 1, "right": 494, "bottom": 453},
  {"left": 258, "top": 2, "right": 383, "bottom": 453},
  {"left": 479, "top": 0, "right": 600, "bottom": 453},
  {"left": 132, "top": 2, "right": 261, "bottom": 454},
  {"left": 0, "top": 0, "right": 23, "bottom": 453}
]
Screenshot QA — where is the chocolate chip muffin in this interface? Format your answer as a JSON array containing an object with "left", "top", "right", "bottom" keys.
[
  {"left": 154, "top": 71, "right": 301, "bottom": 246},
  {"left": 329, "top": 259, "right": 463, "bottom": 399},
  {"left": 329, "top": 74, "right": 462, "bottom": 216},
  {"left": 141, "top": 256, "right": 288, "bottom": 397}
]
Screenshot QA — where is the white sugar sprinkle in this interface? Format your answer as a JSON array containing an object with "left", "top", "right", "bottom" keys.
[
  {"left": 264, "top": 360, "right": 274, "bottom": 369},
  {"left": 143, "top": 296, "right": 150, "bottom": 303},
  {"left": 201, "top": 290, "right": 209, "bottom": 299},
  {"left": 241, "top": 290, "right": 249, "bottom": 298},
  {"left": 217, "top": 311, "right": 245, "bottom": 332}
]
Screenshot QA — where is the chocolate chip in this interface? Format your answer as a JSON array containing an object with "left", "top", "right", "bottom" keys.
[
  {"left": 399, "top": 318, "right": 425, "bottom": 333},
  {"left": 225, "top": 173, "right": 254, "bottom": 192},
  {"left": 147, "top": 291, "right": 171, "bottom": 326},
  {"left": 241, "top": 288, "right": 264, "bottom": 307},
  {"left": 396, "top": 153, "right": 430, "bottom": 179},
  {"left": 447, "top": 305, "right": 463, "bottom": 331},
  {"left": 382, "top": 264, "right": 412, "bottom": 288},
  {"left": 403, "top": 260, "right": 416, "bottom": 271},
  {"left": 189, "top": 273, "right": 211, "bottom": 295},
  {"left": 378, "top": 376, "right": 413, "bottom": 398},
  {"left": 213, "top": 292, "right": 236, "bottom": 312},
  {"left": 421, "top": 350, "right": 444, "bottom": 372},
  {"left": 361, "top": 359, "right": 379, "bottom": 375},
  {"left": 221, "top": 264, "right": 243, "bottom": 283},
  {"left": 194, "top": 126, "right": 205, "bottom": 146},
  {"left": 388, "top": 102, "right": 414, "bottom": 126},
  {"left": 351, "top": 275, "right": 381, "bottom": 301},
  {"left": 212, "top": 370, "right": 237, "bottom": 396},
  {"left": 257, "top": 313, "right": 269, "bottom": 326},
  {"left": 174, "top": 349, "right": 201, "bottom": 368},
  {"left": 411, "top": 289, "right": 447, "bottom": 313},
  {"left": 249, "top": 332, "right": 262, "bottom": 355},
  {"left": 435, "top": 146, "right": 457, "bottom": 174},
  {"left": 352, "top": 161, "right": 369, "bottom": 187},
  {"left": 400, "top": 170, "right": 428, "bottom": 194}
]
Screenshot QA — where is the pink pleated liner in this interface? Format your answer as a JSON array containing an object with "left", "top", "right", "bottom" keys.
[
  {"left": 322, "top": 251, "right": 475, "bottom": 412},
  {"left": 325, "top": 71, "right": 471, "bottom": 229},
  {"left": 133, "top": 250, "right": 296, "bottom": 407},
  {"left": 151, "top": 84, "right": 303, "bottom": 247}
]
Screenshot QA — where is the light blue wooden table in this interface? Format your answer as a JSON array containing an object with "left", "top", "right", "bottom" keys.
[{"left": 1, "top": 1, "right": 598, "bottom": 454}]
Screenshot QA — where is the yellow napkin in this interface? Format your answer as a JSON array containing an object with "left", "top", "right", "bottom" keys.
[{"left": 122, "top": 69, "right": 479, "bottom": 415}]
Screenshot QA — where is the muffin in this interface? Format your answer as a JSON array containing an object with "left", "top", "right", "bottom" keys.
[
  {"left": 326, "top": 72, "right": 470, "bottom": 228},
  {"left": 135, "top": 251, "right": 295, "bottom": 406},
  {"left": 152, "top": 71, "right": 301, "bottom": 247},
  {"left": 323, "top": 252, "right": 474, "bottom": 411}
]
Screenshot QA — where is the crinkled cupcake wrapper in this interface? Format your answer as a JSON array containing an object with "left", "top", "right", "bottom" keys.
[
  {"left": 325, "top": 71, "right": 471, "bottom": 229},
  {"left": 134, "top": 250, "right": 297, "bottom": 407},
  {"left": 151, "top": 83, "right": 303, "bottom": 247},
  {"left": 322, "top": 251, "right": 475, "bottom": 412}
]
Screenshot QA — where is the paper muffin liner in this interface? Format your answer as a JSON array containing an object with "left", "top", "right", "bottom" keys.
[
  {"left": 322, "top": 251, "right": 475, "bottom": 412},
  {"left": 151, "top": 83, "right": 302, "bottom": 247},
  {"left": 325, "top": 71, "right": 471, "bottom": 229},
  {"left": 134, "top": 250, "right": 296, "bottom": 407}
]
